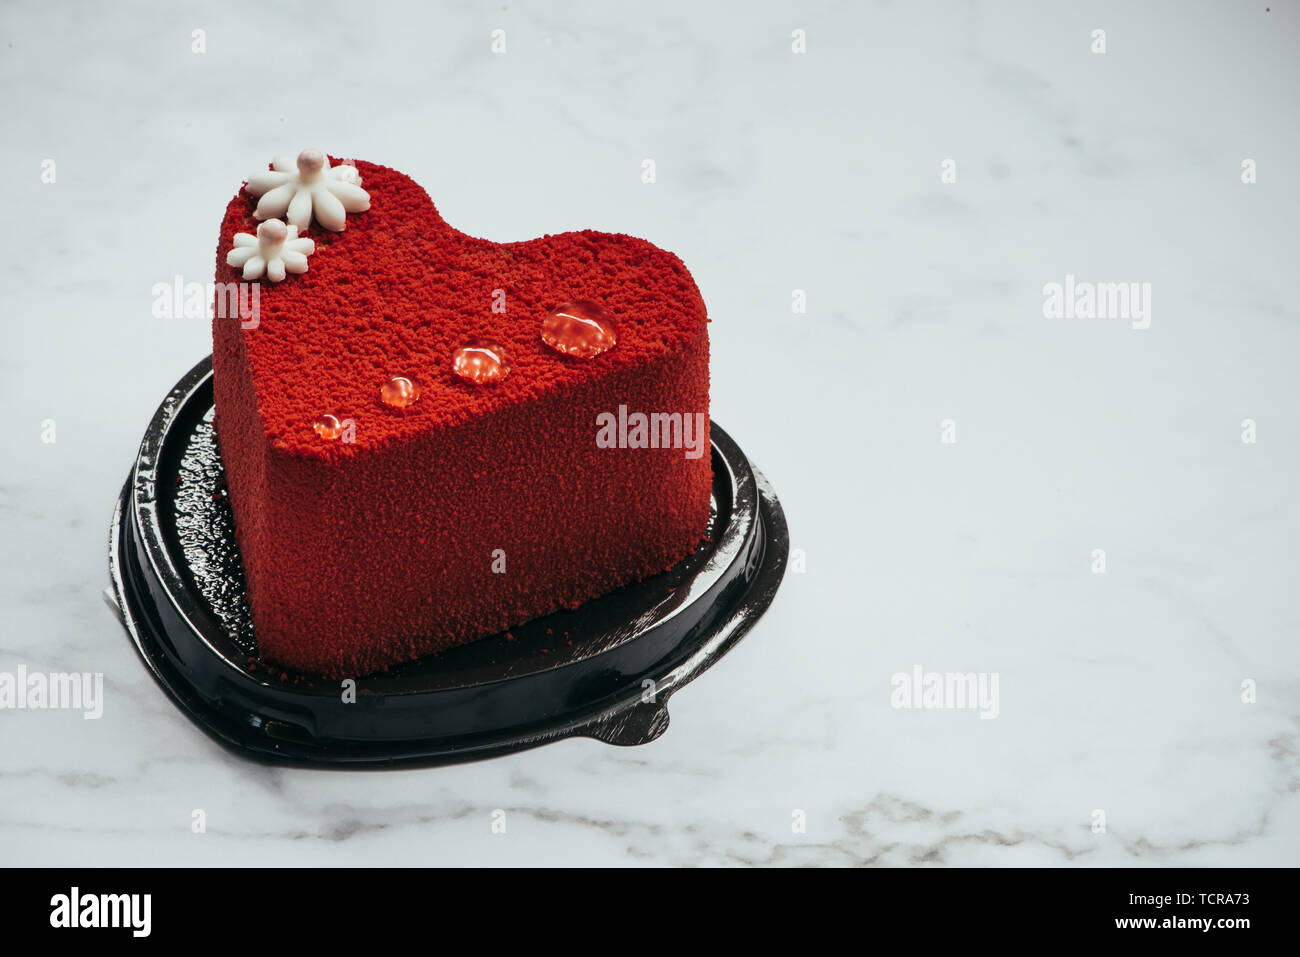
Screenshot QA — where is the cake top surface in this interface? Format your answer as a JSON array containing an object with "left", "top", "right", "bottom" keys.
[{"left": 213, "top": 158, "right": 708, "bottom": 460}]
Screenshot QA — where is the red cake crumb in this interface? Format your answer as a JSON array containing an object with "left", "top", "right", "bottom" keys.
[{"left": 212, "top": 160, "right": 711, "bottom": 676}]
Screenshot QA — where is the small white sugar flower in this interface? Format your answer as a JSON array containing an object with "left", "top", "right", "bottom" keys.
[
  {"left": 243, "top": 148, "right": 370, "bottom": 232},
  {"left": 225, "top": 219, "right": 315, "bottom": 282}
]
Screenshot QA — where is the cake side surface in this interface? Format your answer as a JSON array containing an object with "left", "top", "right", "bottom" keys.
[{"left": 212, "top": 158, "right": 711, "bottom": 676}]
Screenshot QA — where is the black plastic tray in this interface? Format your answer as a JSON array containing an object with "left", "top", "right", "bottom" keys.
[{"left": 106, "top": 356, "right": 788, "bottom": 767}]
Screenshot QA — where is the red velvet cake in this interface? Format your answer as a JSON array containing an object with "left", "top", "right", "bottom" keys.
[{"left": 210, "top": 151, "right": 711, "bottom": 676}]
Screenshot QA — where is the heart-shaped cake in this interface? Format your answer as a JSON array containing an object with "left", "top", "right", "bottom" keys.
[{"left": 211, "top": 153, "right": 711, "bottom": 676}]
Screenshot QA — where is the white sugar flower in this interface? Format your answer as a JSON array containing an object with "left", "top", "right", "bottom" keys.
[
  {"left": 243, "top": 149, "right": 370, "bottom": 232},
  {"left": 225, "top": 219, "right": 315, "bottom": 282}
]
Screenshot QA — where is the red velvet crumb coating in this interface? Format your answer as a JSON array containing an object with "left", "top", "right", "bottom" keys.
[{"left": 211, "top": 160, "right": 711, "bottom": 677}]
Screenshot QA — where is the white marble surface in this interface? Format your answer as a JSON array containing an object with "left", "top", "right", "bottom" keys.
[{"left": 2, "top": 0, "right": 1298, "bottom": 866}]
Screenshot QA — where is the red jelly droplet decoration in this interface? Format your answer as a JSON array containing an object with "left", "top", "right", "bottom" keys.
[
  {"left": 452, "top": 340, "right": 512, "bottom": 385},
  {"left": 313, "top": 414, "right": 343, "bottom": 440},
  {"left": 380, "top": 375, "right": 420, "bottom": 408},
  {"left": 541, "top": 300, "right": 618, "bottom": 358}
]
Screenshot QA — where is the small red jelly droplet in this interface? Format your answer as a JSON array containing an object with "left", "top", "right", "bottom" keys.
[
  {"left": 452, "top": 340, "right": 512, "bottom": 385},
  {"left": 380, "top": 375, "right": 420, "bottom": 408},
  {"left": 541, "top": 300, "right": 618, "bottom": 358},
  {"left": 313, "top": 414, "right": 343, "bottom": 440}
]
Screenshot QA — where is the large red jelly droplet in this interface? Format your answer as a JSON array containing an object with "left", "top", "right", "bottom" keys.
[
  {"left": 452, "top": 340, "right": 512, "bottom": 385},
  {"left": 541, "top": 300, "right": 618, "bottom": 358},
  {"left": 380, "top": 375, "right": 420, "bottom": 408},
  {"left": 313, "top": 414, "right": 343, "bottom": 440}
]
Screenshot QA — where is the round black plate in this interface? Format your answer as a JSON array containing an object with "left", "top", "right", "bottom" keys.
[{"left": 107, "top": 356, "right": 788, "bottom": 768}]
